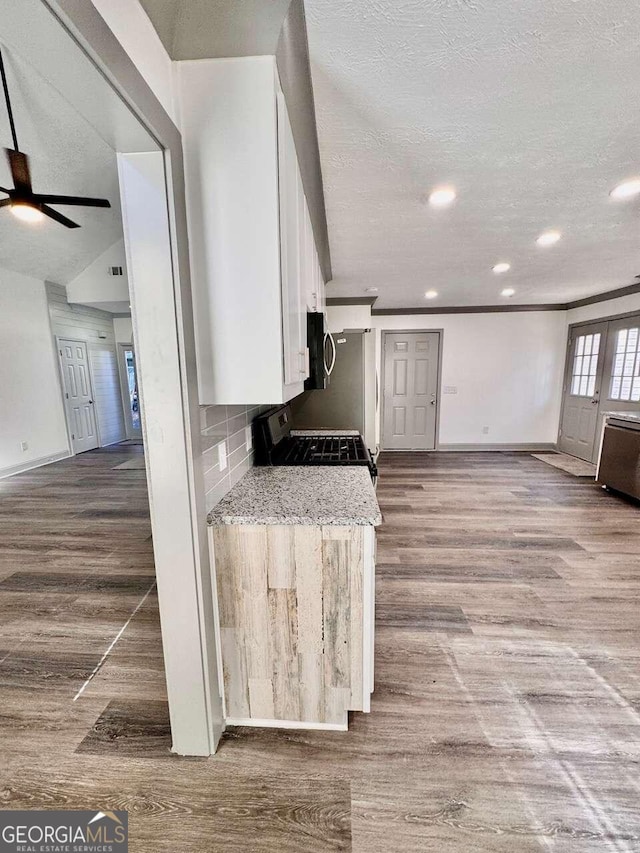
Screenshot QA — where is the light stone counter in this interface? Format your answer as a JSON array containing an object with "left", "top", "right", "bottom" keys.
[
  {"left": 289, "top": 429, "right": 361, "bottom": 436},
  {"left": 207, "top": 466, "right": 381, "bottom": 526}
]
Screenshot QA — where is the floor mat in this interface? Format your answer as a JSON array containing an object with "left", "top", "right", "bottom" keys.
[{"left": 531, "top": 452, "right": 596, "bottom": 477}]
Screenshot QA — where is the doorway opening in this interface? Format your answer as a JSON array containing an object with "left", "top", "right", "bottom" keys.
[{"left": 0, "top": 0, "right": 222, "bottom": 757}]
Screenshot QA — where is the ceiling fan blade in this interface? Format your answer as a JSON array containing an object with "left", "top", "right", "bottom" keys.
[
  {"left": 5, "top": 148, "right": 32, "bottom": 194},
  {"left": 0, "top": 198, "right": 12, "bottom": 208},
  {"left": 32, "top": 194, "right": 111, "bottom": 208},
  {"left": 40, "top": 204, "right": 80, "bottom": 229}
]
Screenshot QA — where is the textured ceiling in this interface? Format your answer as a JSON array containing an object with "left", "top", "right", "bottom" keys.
[
  {"left": 0, "top": 48, "right": 123, "bottom": 285},
  {"left": 305, "top": 0, "right": 640, "bottom": 308}
]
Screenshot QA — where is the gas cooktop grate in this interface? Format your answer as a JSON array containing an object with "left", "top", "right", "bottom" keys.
[{"left": 275, "top": 435, "right": 370, "bottom": 466}]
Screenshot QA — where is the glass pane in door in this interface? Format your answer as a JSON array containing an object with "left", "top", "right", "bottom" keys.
[
  {"left": 609, "top": 327, "right": 640, "bottom": 402},
  {"left": 124, "top": 349, "right": 141, "bottom": 432},
  {"left": 571, "top": 333, "right": 601, "bottom": 396}
]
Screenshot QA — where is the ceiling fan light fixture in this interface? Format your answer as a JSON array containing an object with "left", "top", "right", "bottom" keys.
[{"left": 10, "top": 201, "right": 44, "bottom": 223}]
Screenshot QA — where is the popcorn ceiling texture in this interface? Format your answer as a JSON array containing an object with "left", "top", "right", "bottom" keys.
[{"left": 305, "top": 0, "right": 640, "bottom": 308}]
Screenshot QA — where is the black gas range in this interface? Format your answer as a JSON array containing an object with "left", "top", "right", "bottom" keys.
[{"left": 254, "top": 405, "right": 377, "bottom": 480}]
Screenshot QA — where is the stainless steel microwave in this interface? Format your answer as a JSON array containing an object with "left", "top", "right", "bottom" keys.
[{"left": 304, "top": 312, "right": 336, "bottom": 391}]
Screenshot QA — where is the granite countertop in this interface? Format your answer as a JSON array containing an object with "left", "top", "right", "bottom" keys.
[
  {"left": 605, "top": 412, "right": 640, "bottom": 424},
  {"left": 290, "top": 429, "right": 361, "bottom": 436},
  {"left": 207, "top": 466, "right": 382, "bottom": 526}
]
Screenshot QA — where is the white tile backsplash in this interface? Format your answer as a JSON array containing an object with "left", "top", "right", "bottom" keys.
[{"left": 201, "top": 403, "right": 273, "bottom": 512}]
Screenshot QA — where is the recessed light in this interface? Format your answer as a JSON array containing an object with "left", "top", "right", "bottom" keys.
[
  {"left": 10, "top": 202, "right": 44, "bottom": 223},
  {"left": 428, "top": 186, "right": 456, "bottom": 208},
  {"left": 610, "top": 178, "right": 640, "bottom": 200},
  {"left": 493, "top": 262, "right": 511, "bottom": 274},
  {"left": 365, "top": 287, "right": 378, "bottom": 292},
  {"left": 536, "top": 230, "right": 561, "bottom": 247},
  {"left": 424, "top": 290, "right": 438, "bottom": 299},
  {"left": 501, "top": 287, "right": 515, "bottom": 297}
]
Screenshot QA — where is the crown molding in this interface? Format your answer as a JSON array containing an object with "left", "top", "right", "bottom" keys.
[
  {"left": 352, "top": 282, "right": 640, "bottom": 316},
  {"left": 372, "top": 303, "right": 563, "bottom": 316},
  {"left": 565, "top": 281, "right": 640, "bottom": 309}
]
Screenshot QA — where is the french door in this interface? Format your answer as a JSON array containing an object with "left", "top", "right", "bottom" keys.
[{"left": 559, "top": 315, "right": 640, "bottom": 462}]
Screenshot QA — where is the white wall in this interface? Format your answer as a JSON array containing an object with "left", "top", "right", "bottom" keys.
[
  {"left": 567, "top": 292, "right": 640, "bottom": 326},
  {"left": 329, "top": 304, "right": 567, "bottom": 448},
  {"left": 90, "top": 0, "right": 177, "bottom": 126},
  {"left": 66, "top": 239, "right": 130, "bottom": 313},
  {"left": 113, "top": 316, "right": 134, "bottom": 343},
  {"left": 0, "top": 268, "right": 69, "bottom": 475}
]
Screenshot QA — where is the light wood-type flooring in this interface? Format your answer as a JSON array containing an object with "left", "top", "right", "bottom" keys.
[{"left": 1, "top": 448, "right": 640, "bottom": 851}]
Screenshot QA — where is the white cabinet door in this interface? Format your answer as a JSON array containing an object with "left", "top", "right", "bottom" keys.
[{"left": 277, "top": 92, "right": 305, "bottom": 387}]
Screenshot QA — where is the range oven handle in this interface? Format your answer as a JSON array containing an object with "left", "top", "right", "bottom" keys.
[{"left": 324, "top": 331, "right": 337, "bottom": 376}]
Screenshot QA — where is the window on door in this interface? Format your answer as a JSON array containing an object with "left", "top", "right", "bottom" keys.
[
  {"left": 570, "top": 333, "right": 601, "bottom": 397},
  {"left": 609, "top": 327, "right": 640, "bottom": 402}
]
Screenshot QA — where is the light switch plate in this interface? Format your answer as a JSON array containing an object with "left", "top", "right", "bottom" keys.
[
  {"left": 218, "top": 441, "right": 227, "bottom": 471},
  {"left": 245, "top": 426, "right": 252, "bottom": 452},
  {"left": 443, "top": 386, "right": 458, "bottom": 395}
]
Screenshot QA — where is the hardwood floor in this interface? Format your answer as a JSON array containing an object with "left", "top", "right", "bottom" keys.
[{"left": 1, "top": 449, "right": 640, "bottom": 851}]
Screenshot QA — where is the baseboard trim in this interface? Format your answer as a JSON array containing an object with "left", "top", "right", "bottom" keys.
[
  {"left": 224, "top": 716, "right": 348, "bottom": 732},
  {"left": 436, "top": 443, "right": 558, "bottom": 452},
  {"left": 0, "top": 449, "right": 72, "bottom": 480}
]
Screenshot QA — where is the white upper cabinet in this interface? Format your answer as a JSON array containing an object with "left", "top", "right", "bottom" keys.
[
  {"left": 277, "top": 92, "right": 306, "bottom": 388},
  {"left": 177, "top": 57, "right": 325, "bottom": 405}
]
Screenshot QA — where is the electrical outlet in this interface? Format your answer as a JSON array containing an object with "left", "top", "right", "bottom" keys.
[
  {"left": 482, "top": 426, "right": 489, "bottom": 435},
  {"left": 20, "top": 441, "right": 28, "bottom": 452},
  {"left": 218, "top": 440, "right": 227, "bottom": 472},
  {"left": 245, "top": 425, "right": 253, "bottom": 452}
]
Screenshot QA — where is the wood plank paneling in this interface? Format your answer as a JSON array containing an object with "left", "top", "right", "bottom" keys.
[{"left": 213, "top": 523, "right": 368, "bottom": 726}]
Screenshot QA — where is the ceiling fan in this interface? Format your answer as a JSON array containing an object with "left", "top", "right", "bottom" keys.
[{"left": 0, "top": 47, "right": 111, "bottom": 228}]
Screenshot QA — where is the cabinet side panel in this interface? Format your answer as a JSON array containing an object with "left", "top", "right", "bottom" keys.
[
  {"left": 348, "top": 527, "right": 364, "bottom": 710},
  {"left": 322, "top": 527, "right": 352, "bottom": 693},
  {"left": 268, "top": 587, "right": 301, "bottom": 720},
  {"left": 294, "top": 526, "right": 323, "bottom": 655},
  {"left": 266, "top": 525, "right": 296, "bottom": 588}
]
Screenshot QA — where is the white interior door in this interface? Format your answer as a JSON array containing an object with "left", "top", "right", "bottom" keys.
[
  {"left": 58, "top": 338, "right": 99, "bottom": 454},
  {"left": 382, "top": 331, "right": 440, "bottom": 450}
]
